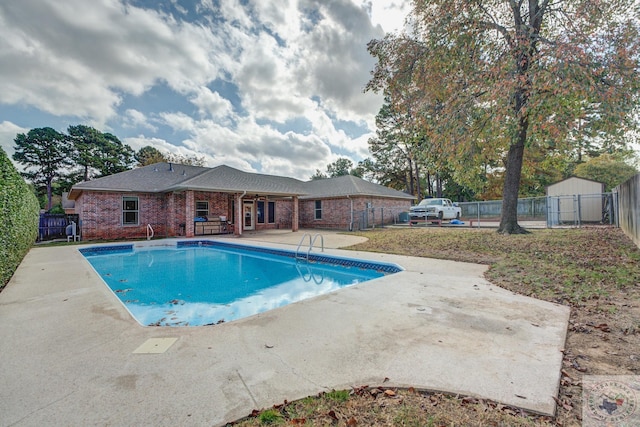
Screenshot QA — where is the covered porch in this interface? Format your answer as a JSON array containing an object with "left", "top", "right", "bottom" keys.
[{"left": 181, "top": 190, "right": 300, "bottom": 237}]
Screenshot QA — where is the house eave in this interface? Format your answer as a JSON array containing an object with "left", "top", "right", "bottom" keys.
[
  {"left": 300, "top": 193, "right": 414, "bottom": 200},
  {"left": 168, "top": 185, "right": 306, "bottom": 197}
]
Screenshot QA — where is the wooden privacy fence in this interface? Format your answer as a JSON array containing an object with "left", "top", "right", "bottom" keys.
[
  {"left": 615, "top": 174, "right": 640, "bottom": 248},
  {"left": 38, "top": 214, "right": 79, "bottom": 241}
]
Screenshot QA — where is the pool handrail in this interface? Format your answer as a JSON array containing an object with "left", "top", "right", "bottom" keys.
[{"left": 295, "top": 233, "right": 324, "bottom": 261}]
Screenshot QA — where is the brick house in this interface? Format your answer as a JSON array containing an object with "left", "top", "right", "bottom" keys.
[
  {"left": 300, "top": 175, "right": 414, "bottom": 230},
  {"left": 68, "top": 162, "right": 413, "bottom": 240}
]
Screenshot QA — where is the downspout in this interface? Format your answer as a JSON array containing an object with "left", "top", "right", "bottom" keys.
[{"left": 347, "top": 195, "right": 353, "bottom": 231}]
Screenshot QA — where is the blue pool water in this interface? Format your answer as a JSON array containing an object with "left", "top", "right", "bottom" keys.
[{"left": 80, "top": 241, "right": 401, "bottom": 326}]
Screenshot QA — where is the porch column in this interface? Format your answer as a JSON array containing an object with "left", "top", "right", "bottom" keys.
[
  {"left": 235, "top": 193, "right": 243, "bottom": 236},
  {"left": 292, "top": 195, "right": 299, "bottom": 232},
  {"left": 186, "top": 190, "right": 195, "bottom": 237}
]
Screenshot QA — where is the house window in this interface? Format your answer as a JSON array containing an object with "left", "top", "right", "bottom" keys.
[
  {"left": 195, "top": 201, "right": 209, "bottom": 218},
  {"left": 314, "top": 200, "right": 322, "bottom": 220},
  {"left": 122, "top": 196, "right": 139, "bottom": 225},
  {"left": 268, "top": 201, "right": 275, "bottom": 224},
  {"left": 257, "top": 201, "right": 265, "bottom": 224}
]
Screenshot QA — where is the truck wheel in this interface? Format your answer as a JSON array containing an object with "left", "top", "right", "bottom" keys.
[
  {"left": 456, "top": 212, "right": 461, "bottom": 220},
  {"left": 438, "top": 211, "right": 443, "bottom": 220}
]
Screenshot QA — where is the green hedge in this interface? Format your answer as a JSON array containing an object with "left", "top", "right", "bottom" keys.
[{"left": 0, "top": 147, "right": 40, "bottom": 289}]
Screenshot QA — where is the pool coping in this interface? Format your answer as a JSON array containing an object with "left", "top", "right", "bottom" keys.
[
  {"left": 80, "top": 239, "right": 404, "bottom": 273},
  {"left": 0, "top": 234, "right": 570, "bottom": 426}
]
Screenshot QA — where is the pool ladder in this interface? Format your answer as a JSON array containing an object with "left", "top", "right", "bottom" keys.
[{"left": 295, "top": 233, "right": 324, "bottom": 262}]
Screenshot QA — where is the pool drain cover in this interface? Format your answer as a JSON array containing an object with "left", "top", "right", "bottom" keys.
[{"left": 133, "top": 338, "right": 178, "bottom": 354}]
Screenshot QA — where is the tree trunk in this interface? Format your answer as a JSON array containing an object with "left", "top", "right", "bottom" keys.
[
  {"left": 498, "top": 117, "right": 529, "bottom": 234},
  {"left": 415, "top": 163, "right": 421, "bottom": 199},
  {"left": 408, "top": 157, "right": 415, "bottom": 196},
  {"left": 46, "top": 176, "right": 53, "bottom": 210}
]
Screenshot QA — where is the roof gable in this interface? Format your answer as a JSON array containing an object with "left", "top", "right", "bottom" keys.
[
  {"left": 171, "top": 165, "right": 308, "bottom": 196},
  {"left": 68, "top": 163, "right": 209, "bottom": 199},
  {"left": 302, "top": 175, "right": 414, "bottom": 200}
]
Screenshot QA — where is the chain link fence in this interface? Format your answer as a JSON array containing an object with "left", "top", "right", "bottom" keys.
[
  {"left": 351, "top": 207, "right": 411, "bottom": 230},
  {"left": 457, "top": 193, "right": 616, "bottom": 228},
  {"left": 347, "top": 194, "right": 617, "bottom": 230}
]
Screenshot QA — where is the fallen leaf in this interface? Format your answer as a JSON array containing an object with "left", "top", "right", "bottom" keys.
[
  {"left": 347, "top": 417, "right": 357, "bottom": 426},
  {"left": 561, "top": 369, "right": 573, "bottom": 379},
  {"left": 384, "top": 389, "right": 396, "bottom": 397},
  {"left": 572, "top": 359, "right": 587, "bottom": 372}
]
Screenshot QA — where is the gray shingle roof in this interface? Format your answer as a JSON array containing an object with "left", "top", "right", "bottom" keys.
[
  {"left": 301, "top": 175, "right": 414, "bottom": 200},
  {"left": 171, "top": 165, "right": 308, "bottom": 196},
  {"left": 69, "top": 163, "right": 413, "bottom": 200},
  {"left": 68, "top": 163, "right": 210, "bottom": 198}
]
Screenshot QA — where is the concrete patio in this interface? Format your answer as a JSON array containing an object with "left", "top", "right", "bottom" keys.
[{"left": 0, "top": 230, "right": 569, "bottom": 426}]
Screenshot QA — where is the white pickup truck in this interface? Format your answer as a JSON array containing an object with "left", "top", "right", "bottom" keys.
[{"left": 409, "top": 198, "right": 461, "bottom": 223}]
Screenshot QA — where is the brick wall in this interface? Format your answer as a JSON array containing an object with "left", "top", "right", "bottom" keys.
[
  {"left": 77, "top": 191, "right": 236, "bottom": 240},
  {"left": 76, "top": 191, "right": 411, "bottom": 239},
  {"left": 193, "top": 191, "right": 230, "bottom": 219},
  {"left": 77, "top": 191, "right": 168, "bottom": 240},
  {"left": 299, "top": 197, "right": 411, "bottom": 230}
]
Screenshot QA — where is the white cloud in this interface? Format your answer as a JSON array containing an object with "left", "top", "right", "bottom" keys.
[
  {"left": 0, "top": 121, "right": 28, "bottom": 160},
  {"left": 189, "top": 87, "right": 235, "bottom": 120},
  {"left": 0, "top": 0, "right": 220, "bottom": 124},
  {"left": 0, "top": 0, "right": 398, "bottom": 179},
  {"left": 122, "top": 109, "right": 157, "bottom": 132},
  {"left": 365, "top": 0, "right": 411, "bottom": 33}
]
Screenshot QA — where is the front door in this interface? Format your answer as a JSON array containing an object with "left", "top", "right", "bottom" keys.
[{"left": 243, "top": 201, "right": 255, "bottom": 230}]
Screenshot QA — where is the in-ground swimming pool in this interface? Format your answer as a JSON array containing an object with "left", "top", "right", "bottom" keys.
[{"left": 80, "top": 241, "right": 402, "bottom": 326}]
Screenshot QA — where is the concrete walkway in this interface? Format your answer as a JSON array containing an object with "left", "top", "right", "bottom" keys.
[{"left": 0, "top": 231, "right": 569, "bottom": 426}]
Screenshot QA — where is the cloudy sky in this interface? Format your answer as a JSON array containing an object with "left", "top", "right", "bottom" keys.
[{"left": 0, "top": 0, "right": 410, "bottom": 180}]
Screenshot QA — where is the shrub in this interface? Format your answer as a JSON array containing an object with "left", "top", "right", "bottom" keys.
[{"left": 0, "top": 147, "right": 40, "bottom": 289}]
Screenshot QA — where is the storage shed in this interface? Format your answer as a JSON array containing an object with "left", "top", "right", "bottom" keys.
[{"left": 546, "top": 177, "right": 606, "bottom": 224}]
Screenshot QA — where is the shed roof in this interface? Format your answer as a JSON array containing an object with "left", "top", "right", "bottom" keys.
[
  {"left": 546, "top": 176, "right": 606, "bottom": 196},
  {"left": 547, "top": 176, "right": 605, "bottom": 188}
]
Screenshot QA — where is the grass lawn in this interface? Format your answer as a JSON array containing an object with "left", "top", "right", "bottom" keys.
[{"left": 230, "top": 226, "right": 640, "bottom": 426}]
